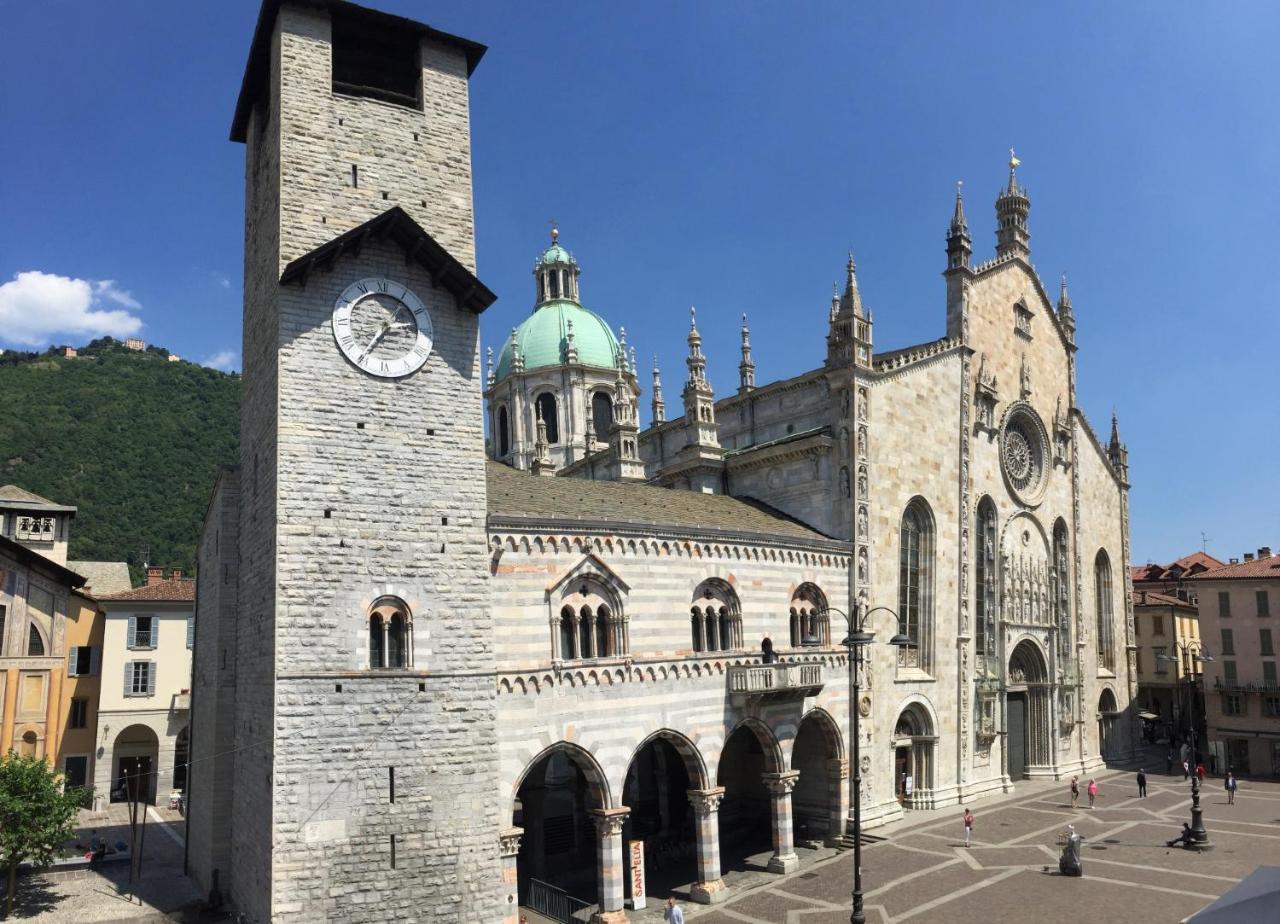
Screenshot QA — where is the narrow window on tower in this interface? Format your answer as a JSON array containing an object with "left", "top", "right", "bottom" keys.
[{"left": 389, "top": 766, "right": 395, "bottom": 803}]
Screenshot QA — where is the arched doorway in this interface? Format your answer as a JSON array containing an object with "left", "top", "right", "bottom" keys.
[
  {"left": 513, "top": 745, "right": 607, "bottom": 909},
  {"left": 717, "top": 722, "right": 780, "bottom": 870},
  {"left": 172, "top": 726, "right": 191, "bottom": 792},
  {"left": 792, "top": 710, "right": 844, "bottom": 845},
  {"left": 1098, "top": 688, "right": 1119, "bottom": 761},
  {"left": 622, "top": 733, "right": 704, "bottom": 904},
  {"left": 892, "top": 704, "right": 936, "bottom": 808},
  {"left": 1007, "top": 639, "right": 1052, "bottom": 779},
  {"left": 112, "top": 724, "right": 160, "bottom": 804}
]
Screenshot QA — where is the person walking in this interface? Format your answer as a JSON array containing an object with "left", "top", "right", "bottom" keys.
[
  {"left": 1087, "top": 778, "right": 1098, "bottom": 809},
  {"left": 665, "top": 897, "right": 685, "bottom": 924},
  {"left": 1182, "top": 760, "right": 1190, "bottom": 781},
  {"left": 1196, "top": 762, "right": 1206, "bottom": 783},
  {"left": 1225, "top": 772, "right": 1237, "bottom": 805},
  {"left": 963, "top": 807, "right": 974, "bottom": 847},
  {"left": 1137, "top": 768, "right": 1147, "bottom": 798},
  {"left": 1070, "top": 776, "right": 1080, "bottom": 808}
]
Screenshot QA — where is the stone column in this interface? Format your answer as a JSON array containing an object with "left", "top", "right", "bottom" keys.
[
  {"left": 590, "top": 807, "right": 630, "bottom": 923},
  {"left": 499, "top": 827, "right": 522, "bottom": 924},
  {"left": 687, "top": 787, "right": 727, "bottom": 904},
  {"left": 763, "top": 770, "right": 800, "bottom": 873},
  {"left": 825, "top": 758, "right": 849, "bottom": 846}
]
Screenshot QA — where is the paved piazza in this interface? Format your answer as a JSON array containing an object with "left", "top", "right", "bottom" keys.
[{"left": 659, "top": 759, "right": 1280, "bottom": 924}]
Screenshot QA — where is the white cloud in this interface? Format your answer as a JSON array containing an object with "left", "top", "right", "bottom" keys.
[
  {"left": 214, "top": 272, "right": 231, "bottom": 290},
  {"left": 202, "top": 350, "right": 238, "bottom": 372},
  {"left": 0, "top": 270, "right": 143, "bottom": 347}
]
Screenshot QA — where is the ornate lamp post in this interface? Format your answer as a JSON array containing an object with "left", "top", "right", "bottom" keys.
[
  {"left": 804, "top": 604, "right": 911, "bottom": 924},
  {"left": 1157, "top": 642, "right": 1214, "bottom": 849}
]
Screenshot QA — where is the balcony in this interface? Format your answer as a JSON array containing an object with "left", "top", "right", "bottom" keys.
[
  {"left": 727, "top": 661, "right": 824, "bottom": 700},
  {"left": 1213, "top": 678, "right": 1280, "bottom": 694},
  {"left": 171, "top": 692, "right": 191, "bottom": 712}
]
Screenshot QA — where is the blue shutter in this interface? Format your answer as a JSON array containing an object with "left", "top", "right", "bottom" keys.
[
  {"left": 67, "top": 646, "right": 80, "bottom": 677},
  {"left": 127, "top": 615, "right": 137, "bottom": 649},
  {"left": 89, "top": 646, "right": 101, "bottom": 675},
  {"left": 123, "top": 662, "right": 132, "bottom": 697},
  {"left": 187, "top": 615, "right": 194, "bottom": 650},
  {"left": 146, "top": 663, "right": 155, "bottom": 696}
]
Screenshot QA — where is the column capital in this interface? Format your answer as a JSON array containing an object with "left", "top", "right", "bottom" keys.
[
  {"left": 499, "top": 826, "right": 523, "bottom": 858},
  {"left": 589, "top": 806, "right": 630, "bottom": 837},
  {"left": 762, "top": 770, "right": 801, "bottom": 795},
  {"left": 687, "top": 786, "right": 726, "bottom": 816},
  {"left": 827, "top": 757, "right": 849, "bottom": 779}
]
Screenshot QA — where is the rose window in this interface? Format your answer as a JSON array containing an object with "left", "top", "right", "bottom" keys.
[{"left": 1000, "top": 405, "right": 1048, "bottom": 501}]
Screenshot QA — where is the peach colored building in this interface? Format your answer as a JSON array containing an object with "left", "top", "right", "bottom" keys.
[{"left": 1188, "top": 547, "right": 1280, "bottom": 777}]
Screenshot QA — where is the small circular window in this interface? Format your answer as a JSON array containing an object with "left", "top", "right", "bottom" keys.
[{"left": 1000, "top": 403, "right": 1048, "bottom": 503}]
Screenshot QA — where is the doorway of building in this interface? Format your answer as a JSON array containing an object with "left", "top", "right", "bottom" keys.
[
  {"left": 1007, "top": 694, "right": 1028, "bottom": 780},
  {"left": 717, "top": 724, "right": 777, "bottom": 871},
  {"left": 894, "top": 747, "right": 910, "bottom": 803},
  {"left": 791, "top": 710, "right": 842, "bottom": 844},
  {"left": 513, "top": 745, "right": 603, "bottom": 912},
  {"left": 111, "top": 724, "right": 159, "bottom": 804},
  {"left": 622, "top": 734, "right": 701, "bottom": 904}
]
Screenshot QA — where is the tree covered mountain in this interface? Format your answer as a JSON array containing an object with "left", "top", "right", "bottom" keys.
[{"left": 0, "top": 338, "right": 239, "bottom": 584}]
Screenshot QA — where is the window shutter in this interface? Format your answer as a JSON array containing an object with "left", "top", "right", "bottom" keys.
[
  {"left": 127, "top": 615, "right": 137, "bottom": 648},
  {"left": 89, "top": 646, "right": 101, "bottom": 675},
  {"left": 67, "top": 646, "right": 80, "bottom": 677},
  {"left": 187, "top": 615, "right": 194, "bottom": 650},
  {"left": 124, "top": 662, "right": 133, "bottom": 697},
  {"left": 146, "top": 663, "right": 155, "bottom": 696}
]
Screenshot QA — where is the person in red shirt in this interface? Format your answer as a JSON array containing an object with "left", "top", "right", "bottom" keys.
[{"left": 1196, "top": 763, "right": 1206, "bottom": 782}]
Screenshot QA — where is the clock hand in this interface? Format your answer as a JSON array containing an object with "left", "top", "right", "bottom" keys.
[{"left": 357, "top": 324, "right": 389, "bottom": 363}]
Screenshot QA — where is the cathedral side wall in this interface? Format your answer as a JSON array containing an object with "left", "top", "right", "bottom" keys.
[
  {"left": 715, "top": 376, "right": 829, "bottom": 452},
  {"left": 266, "top": 239, "right": 501, "bottom": 920}
]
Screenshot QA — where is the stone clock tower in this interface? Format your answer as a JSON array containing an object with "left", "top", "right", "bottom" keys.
[{"left": 201, "top": 2, "right": 502, "bottom": 920}]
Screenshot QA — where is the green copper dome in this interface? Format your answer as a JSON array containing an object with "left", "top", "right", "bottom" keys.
[
  {"left": 494, "top": 299, "right": 621, "bottom": 380},
  {"left": 536, "top": 242, "right": 576, "bottom": 267}
]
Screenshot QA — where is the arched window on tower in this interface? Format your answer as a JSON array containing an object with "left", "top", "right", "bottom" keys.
[
  {"left": 497, "top": 405, "right": 510, "bottom": 458},
  {"left": 898, "top": 499, "right": 935, "bottom": 672},
  {"left": 592, "top": 392, "right": 613, "bottom": 443},
  {"left": 975, "top": 498, "right": 997, "bottom": 670},
  {"left": 368, "top": 598, "right": 412, "bottom": 670},
  {"left": 548, "top": 270, "right": 561, "bottom": 299},
  {"left": 1095, "top": 550, "right": 1115, "bottom": 672},
  {"left": 536, "top": 392, "right": 560, "bottom": 444},
  {"left": 28, "top": 624, "right": 45, "bottom": 657}
]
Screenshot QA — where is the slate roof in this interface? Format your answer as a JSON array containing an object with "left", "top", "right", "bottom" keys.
[
  {"left": 98, "top": 578, "right": 196, "bottom": 604},
  {"left": 1185, "top": 554, "right": 1280, "bottom": 582},
  {"left": 486, "top": 462, "right": 839, "bottom": 548},
  {"left": 67, "top": 561, "right": 133, "bottom": 596},
  {"left": 0, "top": 485, "right": 76, "bottom": 513}
]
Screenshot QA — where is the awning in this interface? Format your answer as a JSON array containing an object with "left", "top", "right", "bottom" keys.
[{"left": 1139, "top": 711, "right": 1161, "bottom": 720}]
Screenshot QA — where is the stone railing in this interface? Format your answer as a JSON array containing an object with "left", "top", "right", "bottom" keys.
[{"left": 727, "top": 661, "right": 824, "bottom": 697}]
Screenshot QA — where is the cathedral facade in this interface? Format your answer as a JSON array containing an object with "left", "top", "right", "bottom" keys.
[{"left": 189, "top": 2, "right": 1136, "bottom": 922}]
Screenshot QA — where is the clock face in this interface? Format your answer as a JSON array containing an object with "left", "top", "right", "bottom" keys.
[{"left": 332, "top": 277, "right": 433, "bottom": 378}]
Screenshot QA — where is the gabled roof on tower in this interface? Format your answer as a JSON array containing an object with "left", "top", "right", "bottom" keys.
[
  {"left": 279, "top": 206, "right": 496, "bottom": 313},
  {"left": 231, "top": 0, "right": 487, "bottom": 142},
  {"left": 0, "top": 485, "right": 76, "bottom": 514}
]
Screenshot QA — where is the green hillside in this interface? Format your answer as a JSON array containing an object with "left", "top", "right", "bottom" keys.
[{"left": 0, "top": 338, "right": 239, "bottom": 584}]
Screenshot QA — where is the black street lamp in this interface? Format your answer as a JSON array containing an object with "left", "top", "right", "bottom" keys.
[
  {"left": 804, "top": 604, "right": 911, "bottom": 924},
  {"left": 1157, "top": 642, "right": 1214, "bottom": 849}
]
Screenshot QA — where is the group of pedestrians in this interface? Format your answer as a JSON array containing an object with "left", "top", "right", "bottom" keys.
[{"left": 1068, "top": 776, "right": 1100, "bottom": 808}]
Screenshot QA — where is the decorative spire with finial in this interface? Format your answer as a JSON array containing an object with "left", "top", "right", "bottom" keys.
[
  {"left": 532, "top": 404, "right": 556, "bottom": 475},
  {"left": 739, "top": 313, "right": 756, "bottom": 392},
  {"left": 686, "top": 306, "right": 706, "bottom": 385},
  {"left": 618, "top": 326, "right": 629, "bottom": 373},
  {"left": 564, "top": 318, "right": 578, "bottom": 363},
  {"left": 995, "top": 149, "right": 1031, "bottom": 259},
  {"left": 1057, "top": 272, "right": 1076, "bottom": 339},
  {"left": 1107, "top": 410, "right": 1129, "bottom": 482},
  {"left": 629, "top": 346, "right": 637, "bottom": 378},
  {"left": 510, "top": 327, "right": 524, "bottom": 373},
  {"left": 946, "top": 179, "right": 972, "bottom": 271},
  {"left": 549, "top": 218, "right": 558, "bottom": 244},
  {"left": 830, "top": 282, "right": 840, "bottom": 324},
  {"left": 486, "top": 346, "right": 494, "bottom": 386},
  {"left": 839, "top": 250, "right": 865, "bottom": 318},
  {"left": 651, "top": 354, "right": 666, "bottom": 423}
]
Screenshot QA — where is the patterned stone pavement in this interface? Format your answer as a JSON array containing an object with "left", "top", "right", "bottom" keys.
[{"left": 646, "top": 762, "right": 1280, "bottom": 924}]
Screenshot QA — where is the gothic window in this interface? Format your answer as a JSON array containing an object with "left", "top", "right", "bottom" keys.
[
  {"left": 28, "top": 624, "right": 45, "bottom": 657},
  {"left": 691, "top": 580, "right": 741, "bottom": 653},
  {"left": 536, "top": 392, "right": 560, "bottom": 444},
  {"left": 1095, "top": 550, "right": 1115, "bottom": 672},
  {"left": 1053, "top": 520, "right": 1071, "bottom": 664},
  {"left": 368, "top": 598, "right": 412, "bottom": 669},
  {"left": 497, "top": 405, "right": 510, "bottom": 457},
  {"left": 975, "top": 498, "right": 997, "bottom": 667},
  {"left": 548, "top": 270, "right": 561, "bottom": 299},
  {"left": 898, "top": 499, "right": 934, "bottom": 671},
  {"left": 592, "top": 392, "right": 613, "bottom": 442},
  {"left": 556, "top": 580, "right": 625, "bottom": 661},
  {"left": 789, "top": 583, "right": 829, "bottom": 648}
]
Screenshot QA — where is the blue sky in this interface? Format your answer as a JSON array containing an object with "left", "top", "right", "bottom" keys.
[{"left": 1, "top": 1, "right": 1276, "bottom": 565}]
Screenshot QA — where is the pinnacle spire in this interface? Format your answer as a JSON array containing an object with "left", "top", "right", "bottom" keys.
[
  {"left": 839, "top": 250, "right": 865, "bottom": 318},
  {"left": 1109, "top": 411, "right": 1121, "bottom": 448},
  {"left": 485, "top": 346, "right": 494, "bottom": 386},
  {"left": 946, "top": 180, "right": 973, "bottom": 270},
  {"left": 951, "top": 180, "right": 967, "bottom": 231},
  {"left": 686, "top": 307, "right": 706, "bottom": 385},
  {"left": 651, "top": 353, "right": 666, "bottom": 423},
  {"left": 1057, "top": 273, "right": 1076, "bottom": 339},
  {"left": 739, "top": 312, "right": 756, "bottom": 392},
  {"left": 619, "top": 326, "right": 629, "bottom": 372},
  {"left": 995, "top": 150, "right": 1031, "bottom": 259}
]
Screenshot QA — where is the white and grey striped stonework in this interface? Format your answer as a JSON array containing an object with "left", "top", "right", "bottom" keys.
[
  {"left": 590, "top": 808, "right": 630, "bottom": 921},
  {"left": 763, "top": 771, "right": 801, "bottom": 873},
  {"left": 688, "top": 787, "right": 727, "bottom": 903}
]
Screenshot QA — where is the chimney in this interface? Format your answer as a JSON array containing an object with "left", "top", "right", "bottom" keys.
[
  {"left": 146, "top": 566, "right": 164, "bottom": 585},
  {"left": 1230, "top": 558, "right": 1240, "bottom": 565},
  {"left": 1140, "top": 591, "right": 1148, "bottom": 605},
  {"left": 1261, "top": 547, "right": 1273, "bottom": 559},
  {"left": 1245, "top": 553, "right": 1255, "bottom": 563},
  {"left": 171, "top": 569, "right": 183, "bottom": 581}
]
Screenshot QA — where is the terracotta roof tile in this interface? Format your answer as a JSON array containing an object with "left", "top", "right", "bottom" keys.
[
  {"left": 1186, "top": 554, "right": 1280, "bottom": 581},
  {"left": 98, "top": 578, "right": 195, "bottom": 603},
  {"left": 1131, "top": 589, "right": 1194, "bottom": 608}
]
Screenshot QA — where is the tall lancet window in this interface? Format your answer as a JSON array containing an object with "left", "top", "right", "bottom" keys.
[
  {"left": 1095, "top": 550, "right": 1115, "bottom": 672},
  {"left": 898, "top": 499, "right": 935, "bottom": 672},
  {"left": 536, "top": 392, "right": 559, "bottom": 444},
  {"left": 975, "top": 498, "right": 997, "bottom": 669},
  {"left": 592, "top": 392, "right": 613, "bottom": 442}
]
